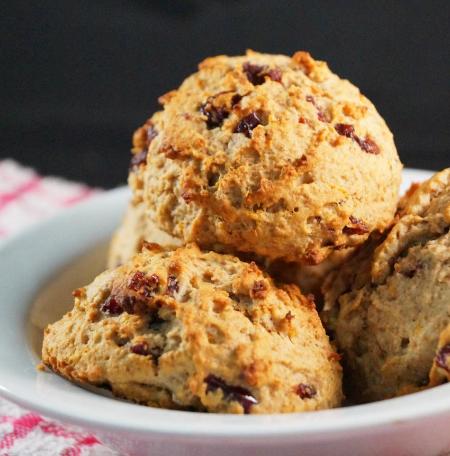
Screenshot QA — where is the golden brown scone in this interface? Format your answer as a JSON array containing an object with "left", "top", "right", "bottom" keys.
[
  {"left": 108, "top": 201, "right": 181, "bottom": 268},
  {"left": 322, "top": 168, "right": 450, "bottom": 402},
  {"left": 43, "top": 244, "right": 343, "bottom": 414},
  {"left": 128, "top": 50, "right": 402, "bottom": 264}
]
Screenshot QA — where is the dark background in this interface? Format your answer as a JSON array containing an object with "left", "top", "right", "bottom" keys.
[{"left": 2, "top": 0, "right": 449, "bottom": 188}]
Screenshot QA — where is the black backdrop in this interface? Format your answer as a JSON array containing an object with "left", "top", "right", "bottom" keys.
[{"left": 2, "top": 0, "right": 449, "bottom": 188}]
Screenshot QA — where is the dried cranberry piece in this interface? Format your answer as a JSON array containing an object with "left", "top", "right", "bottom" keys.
[
  {"left": 166, "top": 275, "right": 179, "bottom": 296},
  {"left": 129, "top": 125, "right": 158, "bottom": 171},
  {"left": 335, "top": 123, "right": 379, "bottom": 154},
  {"left": 200, "top": 101, "right": 229, "bottom": 129},
  {"left": 251, "top": 280, "right": 267, "bottom": 299},
  {"left": 131, "top": 342, "right": 163, "bottom": 363},
  {"left": 121, "top": 295, "right": 138, "bottom": 314},
  {"left": 127, "top": 272, "right": 160, "bottom": 298},
  {"left": 296, "top": 383, "right": 317, "bottom": 399},
  {"left": 204, "top": 374, "right": 258, "bottom": 414},
  {"left": 293, "top": 155, "right": 308, "bottom": 167},
  {"left": 130, "top": 342, "right": 149, "bottom": 355},
  {"left": 150, "top": 274, "right": 160, "bottom": 286},
  {"left": 335, "top": 123, "right": 355, "bottom": 138},
  {"left": 149, "top": 346, "right": 163, "bottom": 365},
  {"left": 243, "top": 62, "right": 266, "bottom": 85},
  {"left": 100, "top": 296, "right": 123, "bottom": 315},
  {"left": 355, "top": 136, "right": 380, "bottom": 154},
  {"left": 100, "top": 293, "right": 146, "bottom": 315},
  {"left": 436, "top": 344, "right": 450, "bottom": 372},
  {"left": 231, "top": 94, "right": 243, "bottom": 106},
  {"left": 128, "top": 271, "right": 146, "bottom": 291},
  {"left": 285, "top": 311, "right": 294, "bottom": 322},
  {"left": 234, "top": 112, "right": 263, "bottom": 138},
  {"left": 306, "top": 95, "right": 328, "bottom": 122},
  {"left": 243, "top": 62, "right": 282, "bottom": 85},
  {"left": 266, "top": 68, "right": 282, "bottom": 82},
  {"left": 162, "top": 145, "right": 180, "bottom": 160},
  {"left": 343, "top": 225, "right": 367, "bottom": 236},
  {"left": 181, "top": 190, "right": 194, "bottom": 203},
  {"left": 343, "top": 216, "right": 369, "bottom": 235},
  {"left": 317, "top": 111, "right": 328, "bottom": 122},
  {"left": 129, "top": 150, "right": 148, "bottom": 170},
  {"left": 146, "top": 125, "right": 158, "bottom": 145}
]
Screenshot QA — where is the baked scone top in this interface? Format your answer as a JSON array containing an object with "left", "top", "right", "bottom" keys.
[
  {"left": 322, "top": 168, "right": 450, "bottom": 401},
  {"left": 43, "top": 243, "right": 343, "bottom": 414},
  {"left": 130, "top": 50, "right": 402, "bottom": 263}
]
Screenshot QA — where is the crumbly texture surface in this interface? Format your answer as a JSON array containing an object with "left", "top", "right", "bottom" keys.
[
  {"left": 108, "top": 201, "right": 181, "bottom": 268},
  {"left": 43, "top": 244, "right": 342, "bottom": 414},
  {"left": 128, "top": 50, "right": 402, "bottom": 264},
  {"left": 322, "top": 168, "right": 450, "bottom": 402},
  {"left": 267, "top": 248, "right": 355, "bottom": 297},
  {"left": 108, "top": 200, "right": 352, "bottom": 297}
]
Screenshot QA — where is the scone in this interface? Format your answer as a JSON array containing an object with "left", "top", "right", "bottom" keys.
[
  {"left": 267, "top": 248, "right": 355, "bottom": 297},
  {"left": 127, "top": 50, "right": 402, "bottom": 265},
  {"left": 322, "top": 168, "right": 450, "bottom": 402},
  {"left": 43, "top": 244, "right": 343, "bottom": 414},
  {"left": 108, "top": 201, "right": 181, "bottom": 268}
]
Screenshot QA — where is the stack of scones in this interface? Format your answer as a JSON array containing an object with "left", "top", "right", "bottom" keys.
[{"left": 42, "top": 51, "right": 449, "bottom": 414}]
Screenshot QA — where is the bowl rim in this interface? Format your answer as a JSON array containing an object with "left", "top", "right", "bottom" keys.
[{"left": 1, "top": 167, "right": 449, "bottom": 439}]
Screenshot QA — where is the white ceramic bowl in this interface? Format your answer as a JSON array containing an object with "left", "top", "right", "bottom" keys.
[{"left": 1, "top": 168, "right": 450, "bottom": 456}]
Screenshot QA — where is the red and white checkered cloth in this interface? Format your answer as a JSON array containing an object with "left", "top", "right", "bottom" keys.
[{"left": 0, "top": 160, "right": 119, "bottom": 455}]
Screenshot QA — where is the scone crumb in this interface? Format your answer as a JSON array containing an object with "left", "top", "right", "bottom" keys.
[
  {"left": 72, "top": 287, "right": 85, "bottom": 298},
  {"left": 292, "top": 51, "right": 318, "bottom": 76},
  {"left": 87, "top": 309, "right": 100, "bottom": 322}
]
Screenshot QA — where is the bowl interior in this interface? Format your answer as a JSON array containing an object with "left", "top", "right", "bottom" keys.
[{"left": 28, "top": 241, "right": 110, "bottom": 361}]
